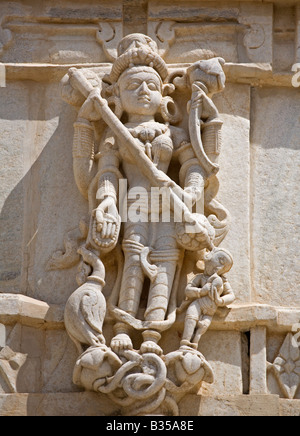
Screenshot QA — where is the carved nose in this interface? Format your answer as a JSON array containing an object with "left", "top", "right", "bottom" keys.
[{"left": 139, "top": 81, "right": 149, "bottom": 94}]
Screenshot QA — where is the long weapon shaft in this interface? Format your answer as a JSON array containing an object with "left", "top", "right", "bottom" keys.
[
  {"left": 188, "top": 82, "right": 219, "bottom": 178},
  {"left": 69, "top": 68, "right": 193, "bottom": 217}
]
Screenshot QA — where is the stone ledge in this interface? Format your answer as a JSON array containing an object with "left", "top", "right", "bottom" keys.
[
  {"left": 224, "top": 63, "right": 296, "bottom": 88},
  {"left": 3, "top": 63, "right": 111, "bottom": 83},
  {"left": 0, "top": 294, "right": 64, "bottom": 329},
  {"left": 175, "top": 303, "right": 300, "bottom": 333},
  {"left": 0, "top": 392, "right": 299, "bottom": 416},
  {"left": 2, "top": 62, "right": 298, "bottom": 88},
  {"left": 0, "top": 293, "right": 299, "bottom": 333},
  {"left": 0, "top": 392, "right": 117, "bottom": 417},
  {"left": 179, "top": 394, "right": 300, "bottom": 416},
  {"left": 211, "top": 303, "right": 300, "bottom": 332}
]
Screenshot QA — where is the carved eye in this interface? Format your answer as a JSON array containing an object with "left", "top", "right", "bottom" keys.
[
  {"left": 126, "top": 81, "right": 141, "bottom": 90},
  {"left": 147, "top": 81, "right": 159, "bottom": 91}
]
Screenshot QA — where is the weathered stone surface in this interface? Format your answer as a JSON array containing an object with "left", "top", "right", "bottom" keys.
[
  {"left": 0, "top": 0, "right": 299, "bottom": 417},
  {"left": 251, "top": 87, "right": 300, "bottom": 307},
  {"left": 190, "top": 394, "right": 281, "bottom": 416},
  {"left": 198, "top": 331, "right": 243, "bottom": 396},
  {"left": 2, "top": 392, "right": 297, "bottom": 416},
  {"left": 0, "top": 392, "right": 117, "bottom": 416},
  {"left": 214, "top": 83, "right": 251, "bottom": 303},
  {"left": 0, "top": 0, "right": 123, "bottom": 64}
]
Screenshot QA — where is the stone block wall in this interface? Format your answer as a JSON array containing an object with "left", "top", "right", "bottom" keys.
[{"left": 0, "top": 0, "right": 299, "bottom": 416}]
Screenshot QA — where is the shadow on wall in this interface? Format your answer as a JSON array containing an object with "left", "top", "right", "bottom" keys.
[
  {"left": 1, "top": 80, "right": 299, "bottom": 309},
  {"left": 0, "top": 77, "right": 245, "bottom": 306},
  {"left": 249, "top": 86, "right": 300, "bottom": 307},
  {"left": 0, "top": 79, "right": 87, "bottom": 305}
]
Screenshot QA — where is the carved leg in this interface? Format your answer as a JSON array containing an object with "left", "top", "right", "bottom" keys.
[
  {"left": 180, "top": 300, "right": 203, "bottom": 350},
  {"left": 192, "top": 315, "right": 213, "bottom": 346},
  {"left": 180, "top": 317, "right": 198, "bottom": 349},
  {"left": 118, "top": 251, "right": 145, "bottom": 316},
  {"left": 110, "top": 323, "right": 134, "bottom": 353},
  {"left": 144, "top": 223, "right": 178, "bottom": 322},
  {"left": 111, "top": 249, "right": 145, "bottom": 353},
  {"left": 144, "top": 261, "right": 177, "bottom": 321},
  {"left": 141, "top": 259, "right": 177, "bottom": 355}
]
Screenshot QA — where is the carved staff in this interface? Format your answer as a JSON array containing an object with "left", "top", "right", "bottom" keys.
[
  {"left": 68, "top": 68, "right": 179, "bottom": 192},
  {"left": 188, "top": 82, "right": 219, "bottom": 178},
  {"left": 68, "top": 68, "right": 213, "bottom": 250}
]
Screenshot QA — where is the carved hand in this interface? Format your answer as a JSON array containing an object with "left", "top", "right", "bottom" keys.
[
  {"left": 190, "top": 87, "right": 204, "bottom": 111},
  {"left": 95, "top": 197, "right": 119, "bottom": 239},
  {"left": 201, "top": 92, "right": 219, "bottom": 121},
  {"left": 212, "top": 287, "right": 223, "bottom": 306},
  {"left": 208, "top": 283, "right": 216, "bottom": 301},
  {"left": 190, "top": 87, "right": 219, "bottom": 121},
  {"left": 183, "top": 187, "right": 201, "bottom": 206},
  {"left": 78, "top": 88, "right": 103, "bottom": 122},
  {"left": 185, "top": 286, "right": 201, "bottom": 300}
]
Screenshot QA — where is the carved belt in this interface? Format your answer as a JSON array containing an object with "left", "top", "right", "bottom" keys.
[{"left": 122, "top": 239, "right": 180, "bottom": 282}]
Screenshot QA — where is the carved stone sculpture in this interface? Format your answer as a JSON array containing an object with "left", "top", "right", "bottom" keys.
[
  {"left": 50, "top": 33, "right": 234, "bottom": 416},
  {"left": 179, "top": 247, "right": 235, "bottom": 350},
  {"left": 267, "top": 330, "right": 300, "bottom": 399}
]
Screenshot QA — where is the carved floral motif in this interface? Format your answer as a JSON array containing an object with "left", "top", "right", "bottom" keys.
[
  {"left": 0, "top": 324, "right": 27, "bottom": 393},
  {"left": 268, "top": 330, "right": 300, "bottom": 399}
]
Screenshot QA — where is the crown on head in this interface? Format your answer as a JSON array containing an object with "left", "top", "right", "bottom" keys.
[{"left": 108, "top": 34, "right": 168, "bottom": 83}]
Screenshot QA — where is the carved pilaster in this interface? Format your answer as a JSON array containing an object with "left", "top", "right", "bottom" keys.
[{"left": 249, "top": 326, "right": 268, "bottom": 395}]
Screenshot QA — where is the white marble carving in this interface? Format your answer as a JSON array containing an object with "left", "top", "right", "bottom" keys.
[
  {"left": 0, "top": 324, "right": 27, "bottom": 393},
  {"left": 96, "top": 22, "right": 123, "bottom": 62},
  {"left": 267, "top": 330, "right": 300, "bottom": 399},
  {"left": 179, "top": 248, "right": 235, "bottom": 350},
  {"left": 50, "top": 32, "right": 234, "bottom": 415}
]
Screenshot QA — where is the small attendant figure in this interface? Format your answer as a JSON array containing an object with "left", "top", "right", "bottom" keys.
[{"left": 180, "top": 247, "right": 235, "bottom": 350}]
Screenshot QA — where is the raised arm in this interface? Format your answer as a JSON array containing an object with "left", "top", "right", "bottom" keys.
[
  {"left": 171, "top": 126, "right": 205, "bottom": 207},
  {"left": 185, "top": 274, "right": 211, "bottom": 300},
  {"left": 73, "top": 117, "right": 97, "bottom": 200}
]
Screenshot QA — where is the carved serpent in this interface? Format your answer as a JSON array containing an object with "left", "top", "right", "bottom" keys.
[{"left": 99, "top": 351, "right": 167, "bottom": 414}]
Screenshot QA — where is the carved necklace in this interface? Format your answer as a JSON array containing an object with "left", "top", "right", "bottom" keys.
[{"left": 127, "top": 123, "right": 169, "bottom": 160}]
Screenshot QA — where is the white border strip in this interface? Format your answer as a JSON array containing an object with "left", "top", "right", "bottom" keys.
[{"left": 0, "top": 63, "right": 6, "bottom": 87}]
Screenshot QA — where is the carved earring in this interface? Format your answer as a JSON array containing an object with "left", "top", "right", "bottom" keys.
[{"left": 160, "top": 96, "right": 182, "bottom": 125}]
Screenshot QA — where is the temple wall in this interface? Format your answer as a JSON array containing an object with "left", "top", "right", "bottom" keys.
[{"left": 0, "top": 0, "right": 299, "bottom": 416}]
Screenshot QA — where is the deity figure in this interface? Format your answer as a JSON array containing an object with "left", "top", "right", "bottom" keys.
[{"left": 51, "top": 33, "right": 234, "bottom": 415}]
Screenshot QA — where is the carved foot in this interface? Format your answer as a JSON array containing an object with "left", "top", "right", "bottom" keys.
[
  {"left": 140, "top": 330, "right": 163, "bottom": 355},
  {"left": 140, "top": 340, "right": 163, "bottom": 356},
  {"left": 180, "top": 340, "right": 198, "bottom": 351},
  {"left": 110, "top": 333, "right": 133, "bottom": 354}
]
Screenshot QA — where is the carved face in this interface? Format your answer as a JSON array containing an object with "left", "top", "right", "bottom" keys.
[
  {"left": 118, "top": 67, "right": 162, "bottom": 117},
  {"left": 205, "top": 250, "right": 233, "bottom": 276}
]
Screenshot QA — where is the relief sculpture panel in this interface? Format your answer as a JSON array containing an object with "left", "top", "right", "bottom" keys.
[
  {"left": 0, "top": 0, "right": 299, "bottom": 418},
  {"left": 48, "top": 33, "right": 235, "bottom": 415}
]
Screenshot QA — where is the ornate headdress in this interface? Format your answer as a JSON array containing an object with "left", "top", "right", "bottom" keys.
[{"left": 108, "top": 34, "right": 169, "bottom": 84}]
